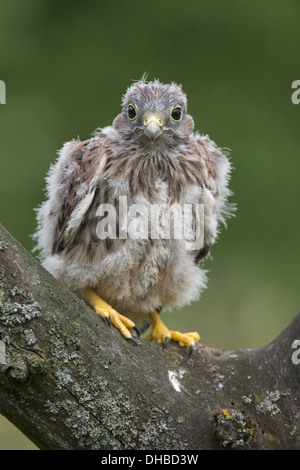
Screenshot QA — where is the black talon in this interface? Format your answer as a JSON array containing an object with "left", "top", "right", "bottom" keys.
[
  {"left": 162, "top": 336, "right": 170, "bottom": 349},
  {"left": 128, "top": 335, "right": 139, "bottom": 346},
  {"left": 133, "top": 325, "right": 140, "bottom": 337},
  {"left": 105, "top": 316, "right": 112, "bottom": 327},
  {"left": 188, "top": 344, "right": 194, "bottom": 358}
]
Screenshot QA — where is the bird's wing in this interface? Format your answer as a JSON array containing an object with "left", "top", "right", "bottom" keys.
[
  {"left": 194, "top": 133, "right": 232, "bottom": 207},
  {"left": 188, "top": 134, "right": 234, "bottom": 262},
  {"left": 34, "top": 136, "right": 108, "bottom": 258}
]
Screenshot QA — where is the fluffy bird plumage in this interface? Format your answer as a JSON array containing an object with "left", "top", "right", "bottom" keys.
[{"left": 34, "top": 78, "right": 233, "bottom": 336}]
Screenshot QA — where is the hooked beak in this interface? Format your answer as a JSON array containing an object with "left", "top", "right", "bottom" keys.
[{"left": 143, "top": 114, "right": 164, "bottom": 142}]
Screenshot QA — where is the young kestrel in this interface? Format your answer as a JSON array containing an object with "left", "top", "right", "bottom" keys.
[{"left": 34, "top": 78, "right": 233, "bottom": 356}]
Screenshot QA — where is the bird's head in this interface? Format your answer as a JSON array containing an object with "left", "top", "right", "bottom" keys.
[{"left": 113, "top": 78, "right": 195, "bottom": 147}]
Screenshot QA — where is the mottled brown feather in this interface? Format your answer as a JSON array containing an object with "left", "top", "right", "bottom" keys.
[{"left": 51, "top": 130, "right": 224, "bottom": 264}]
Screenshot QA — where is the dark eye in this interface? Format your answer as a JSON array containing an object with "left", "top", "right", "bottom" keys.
[
  {"left": 170, "top": 105, "right": 182, "bottom": 122},
  {"left": 127, "top": 103, "right": 138, "bottom": 120}
]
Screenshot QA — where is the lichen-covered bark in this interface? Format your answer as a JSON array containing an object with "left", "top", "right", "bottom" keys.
[{"left": 0, "top": 222, "right": 300, "bottom": 450}]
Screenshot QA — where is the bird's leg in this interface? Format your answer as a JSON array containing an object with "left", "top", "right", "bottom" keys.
[
  {"left": 145, "top": 310, "right": 200, "bottom": 356},
  {"left": 85, "top": 288, "right": 139, "bottom": 344}
]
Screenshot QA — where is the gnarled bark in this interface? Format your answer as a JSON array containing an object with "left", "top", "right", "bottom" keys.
[{"left": 0, "top": 222, "right": 299, "bottom": 450}]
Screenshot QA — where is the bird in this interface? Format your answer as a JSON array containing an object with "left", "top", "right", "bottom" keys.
[{"left": 33, "top": 77, "right": 234, "bottom": 356}]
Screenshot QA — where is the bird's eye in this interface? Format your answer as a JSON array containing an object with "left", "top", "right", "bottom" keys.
[
  {"left": 127, "top": 103, "right": 138, "bottom": 120},
  {"left": 170, "top": 105, "right": 182, "bottom": 122}
]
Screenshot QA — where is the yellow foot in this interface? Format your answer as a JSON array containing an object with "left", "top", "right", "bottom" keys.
[
  {"left": 85, "top": 288, "right": 139, "bottom": 345},
  {"left": 145, "top": 310, "right": 200, "bottom": 357}
]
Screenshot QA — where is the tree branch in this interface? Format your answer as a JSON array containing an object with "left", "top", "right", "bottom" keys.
[{"left": 0, "top": 222, "right": 299, "bottom": 450}]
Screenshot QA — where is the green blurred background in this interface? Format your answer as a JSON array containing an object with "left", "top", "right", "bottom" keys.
[{"left": 0, "top": 0, "right": 299, "bottom": 450}]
